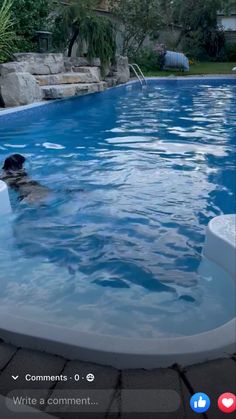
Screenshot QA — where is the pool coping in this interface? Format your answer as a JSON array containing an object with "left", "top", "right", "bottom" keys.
[
  {"left": 0, "top": 75, "right": 235, "bottom": 116},
  {"left": 0, "top": 309, "right": 235, "bottom": 369},
  {"left": 0, "top": 79, "right": 236, "bottom": 369}
]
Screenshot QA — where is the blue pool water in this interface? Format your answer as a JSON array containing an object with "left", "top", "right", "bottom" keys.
[{"left": 0, "top": 79, "right": 235, "bottom": 338}]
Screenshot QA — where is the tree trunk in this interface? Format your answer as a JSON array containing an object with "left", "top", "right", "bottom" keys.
[{"left": 68, "top": 27, "right": 80, "bottom": 57}]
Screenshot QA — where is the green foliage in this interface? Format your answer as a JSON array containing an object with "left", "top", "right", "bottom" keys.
[
  {"left": 0, "top": 0, "right": 15, "bottom": 62},
  {"left": 170, "top": 0, "right": 228, "bottom": 60},
  {"left": 180, "top": 27, "right": 226, "bottom": 61},
  {"left": 0, "top": 0, "right": 52, "bottom": 52},
  {"left": 226, "top": 42, "right": 236, "bottom": 62},
  {"left": 53, "top": 0, "right": 116, "bottom": 71},
  {"left": 109, "top": 0, "right": 164, "bottom": 56},
  {"left": 80, "top": 15, "right": 116, "bottom": 70},
  {"left": 131, "top": 48, "right": 159, "bottom": 71},
  {"left": 181, "top": 30, "right": 207, "bottom": 60},
  {"left": 111, "top": 0, "right": 234, "bottom": 61},
  {"left": 53, "top": 0, "right": 97, "bottom": 52}
]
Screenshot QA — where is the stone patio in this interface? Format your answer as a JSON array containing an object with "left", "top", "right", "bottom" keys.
[{"left": 0, "top": 339, "right": 235, "bottom": 418}]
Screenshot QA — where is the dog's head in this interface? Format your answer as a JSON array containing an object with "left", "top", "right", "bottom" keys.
[{"left": 2, "top": 154, "right": 26, "bottom": 173}]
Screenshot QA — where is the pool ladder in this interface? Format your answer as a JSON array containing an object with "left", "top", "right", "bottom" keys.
[{"left": 129, "top": 64, "right": 147, "bottom": 87}]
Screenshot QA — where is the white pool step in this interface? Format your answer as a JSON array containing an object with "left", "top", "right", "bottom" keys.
[
  {"left": 0, "top": 181, "right": 12, "bottom": 215},
  {"left": 203, "top": 214, "right": 236, "bottom": 279}
]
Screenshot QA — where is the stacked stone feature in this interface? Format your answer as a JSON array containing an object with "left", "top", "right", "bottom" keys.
[{"left": 0, "top": 54, "right": 130, "bottom": 107}]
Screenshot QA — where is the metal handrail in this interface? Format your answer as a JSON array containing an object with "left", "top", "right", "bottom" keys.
[
  {"left": 129, "top": 63, "right": 147, "bottom": 87},
  {"left": 131, "top": 63, "right": 147, "bottom": 85},
  {"left": 129, "top": 64, "right": 143, "bottom": 86}
]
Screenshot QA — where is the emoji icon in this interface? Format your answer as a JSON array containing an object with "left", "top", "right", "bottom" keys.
[
  {"left": 218, "top": 393, "right": 235, "bottom": 414},
  {"left": 86, "top": 373, "right": 95, "bottom": 382},
  {"left": 190, "top": 393, "right": 211, "bottom": 413}
]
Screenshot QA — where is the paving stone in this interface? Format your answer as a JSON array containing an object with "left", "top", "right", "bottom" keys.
[
  {"left": 64, "top": 57, "right": 101, "bottom": 71},
  {"left": 0, "top": 61, "right": 29, "bottom": 77},
  {"left": 46, "top": 360, "right": 119, "bottom": 419},
  {"left": 46, "top": 390, "right": 119, "bottom": 419},
  {"left": 0, "top": 394, "right": 56, "bottom": 418},
  {"left": 105, "top": 77, "right": 118, "bottom": 88},
  {"left": 36, "top": 71, "right": 100, "bottom": 86},
  {"left": 1, "top": 72, "right": 42, "bottom": 107},
  {"left": 47, "top": 413, "right": 118, "bottom": 419},
  {"left": 121, "top": 368, "right": 187, "bottom": 419},
  {"left": 41, "top": 83, "right": 88, "bottom": 99},
  {"left": 0, "top": 348, "right": 66, "bottom": 398},
  {"left": 0, "top": 343, "right": 17, "bottom": 370},
  {"left": 73, "top": 67, "right": 101, "bottom": 81},
  {"left": 13, "top": 53, "right": 65, "bottom": 75},
  {"left": 178, "top": 377, "right": 205, "bottom": 419},
  {"left": 184, "top": 359, "right": 236, "bottom": 419},
  {"left": 41, "top": 82, "right": 106, "bottom": 100},
  {"left": 51, "top": 360, "right": 119, "bottom": 390}
]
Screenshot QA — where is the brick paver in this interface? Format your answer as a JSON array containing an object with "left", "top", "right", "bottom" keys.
[
  {"left": 183, "top": 358, "right": 236, "bottom": 419},
  {"left": 0, "top": 341, "right": 235, "bottom": 419},
  {"left": 0, "top": 394, "right": 56, "bottom": 419},
  {"left": 0, "top": 342, "right": 17, "bottom": 370},
  {"left": 121, "top": 368, "right": 188, "bottom": 419},
  {"left": 46, "top": 360, "right": 120, "bottom": 419},
  {"left": 0, "top": 348, "right": 66, "bottom": 410}
]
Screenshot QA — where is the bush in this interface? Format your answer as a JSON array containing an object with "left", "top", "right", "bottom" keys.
[
  {"left": 181, "top": 27, "right": 227, "bottom": 62},
  {"left": 226, "top": 43, "right": 236, "bottom": 62},
  {"left": 0, "top": 0, "right": 15, "bottom": 62},
  {"left": 53, "top": 2, "right": 116, "bottom": 73},
  {"left": 0, "top": 0, "right": 52, "bottom": 53},
  {"left": 131, "top": 48, "right": 159, "bottom": 71},
  {"left": 182, "top": 32, "right": 207, "bottom": 61},
  {"left": 204, "top": 27, "right": 226, "bottom": 62}
]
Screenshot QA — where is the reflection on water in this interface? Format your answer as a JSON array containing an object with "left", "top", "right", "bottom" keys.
[{"left": 0, "top": 80, "right": 235, "bottom": 337}]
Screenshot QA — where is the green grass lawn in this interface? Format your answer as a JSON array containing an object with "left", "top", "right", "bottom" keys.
[{"left": 144, "top": 62, "right": 236, "bottom": 77}]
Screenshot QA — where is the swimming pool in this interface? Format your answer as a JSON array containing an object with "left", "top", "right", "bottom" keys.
[{"left": 0, "top": 79, "right": 235, "bottom": 365}]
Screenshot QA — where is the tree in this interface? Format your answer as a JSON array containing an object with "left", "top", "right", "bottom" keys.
[
  {"left": 171, "top": 0, "right": 230, "bottom": 59},
  {"left": 0, "top": 0, "right": 15, "bottom": 61},
  {"left": 108, "top": 0, "right": 165, "bottom": 56},
  {"left": 110, "top": 0, "right": 234, "bottom": 60},
  {"left": 53, "top": 0, "right": 98, "bottom": 57},
  {"left": 53, "top": 0, "right": 116, "bottom": 71}
]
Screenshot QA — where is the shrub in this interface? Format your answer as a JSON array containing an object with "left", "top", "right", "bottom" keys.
[
  {"left": 53, "top": 1, "right": 116, "bottom": 73},
  {"left": 80, "top": 15, "right": 116, "bottom": 70},
  {"left": 131, "top": 48, "right": 159, "bottom": 71},
  {"left": 0, "top": 0, "right": 52, "bottom": 52},
  {"left": 181, "top": 27, "right": 227, "bottom": 62},
  {"left": 226, "top": 42, "right": 236, "bottom": 62},
  {"left": 0, "top": 0, "right": 15, "bottom": 62},
  {"left": 204, "top": 27, "right": 227, "bottom": 62}
]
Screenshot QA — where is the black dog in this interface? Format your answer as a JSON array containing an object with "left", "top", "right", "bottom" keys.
[{"left": 1, "top": 154, "right": 50, "bottom": 203}]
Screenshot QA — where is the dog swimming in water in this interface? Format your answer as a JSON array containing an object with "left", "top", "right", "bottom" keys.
[
  {"left": 1, "top": 154, "right": 85, "bottom": 204},
  {"left": 1, "top": 154, "right": 50, "bottom": 204}
]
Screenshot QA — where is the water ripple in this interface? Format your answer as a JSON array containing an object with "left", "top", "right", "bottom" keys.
[{"left": 0, "top": 80, "right": 235, "bottom": 337}]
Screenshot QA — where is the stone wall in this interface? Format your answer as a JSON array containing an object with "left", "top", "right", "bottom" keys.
[
  {"left": 0, "top": 72, "right": 42, "bottom": 108},
  {"left": 0, "top": 53, "right": 130, "bottom": 108}
]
